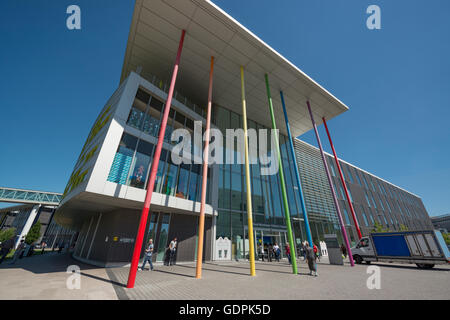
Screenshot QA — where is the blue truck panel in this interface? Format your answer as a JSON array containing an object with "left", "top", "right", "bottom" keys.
[{"left": 372, "top": 234, "right": 411, "bottom": 257}]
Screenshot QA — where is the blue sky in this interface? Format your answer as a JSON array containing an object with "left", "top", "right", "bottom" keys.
[{"left": 0, "top": 0, "right": 449, "bottom": 216}]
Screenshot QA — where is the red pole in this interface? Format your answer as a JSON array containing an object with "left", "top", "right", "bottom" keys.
[
  {"left": 195, "top": 56, "right": 214, "bottom": 279},
  {"left": 322, "top": 117, "right": 362, "bottom": 240},
  {"left": 126, "top": 29, "right": 186, "bottom": 288}
]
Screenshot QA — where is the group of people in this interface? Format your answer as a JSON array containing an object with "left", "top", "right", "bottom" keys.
[
  {"left": 140, "top": 237, "right": 178, "bottom": 271},
  {"left": 257, "top": 241, "right": 319, "bottom": 276},
  {"left": 257, "top": 242, "right": 292, "bottom": 264}
]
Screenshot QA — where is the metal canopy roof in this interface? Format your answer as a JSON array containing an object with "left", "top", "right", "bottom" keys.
[{"left": 121, "top": 0, "right": 349, "bottom": 137}]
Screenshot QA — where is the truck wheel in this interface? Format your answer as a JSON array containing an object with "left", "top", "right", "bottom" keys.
[
  {"left": 354, "top": 255, "right": 363, "bottom": 264},
  {"left": 416, "top": 263, "right": 434, "bottom": 269}
]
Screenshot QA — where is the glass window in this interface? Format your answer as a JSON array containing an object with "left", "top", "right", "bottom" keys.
[
  {"left": 329, "top": 160, "right": 337, "bottom": 177},
  {"left": 153, "top": 149, "right": 168, "bottom": 193},
  {"left": 175, "top": 163, "right": 190, "bottom": 199},
  {"left": 216, "top": 210, "right": 231, "bottom": 239},
  {"left": 107, "top": 133, "right": 138, "bottom": 185},
  {"left": 346, "top": 166, "right": 354, "bottom": 183},
  {"left": 354, "top": 169, "right": 362, "bottom": 186},
  {"left": 128, "top": 139, "right": 154, "bottom": 189},
  {"left": 347, "top": 187, "right": 354, "bottom": 203},
  {"left": 377, "top": 194, "right": 385, "bottom": 211},
  {"left": 365, "top": 192, "right": 371, "bottom": 207},
  {"left": 231, "top": 171, "right": 242, "bottom": 211},
  {"left": 360, "top": 206, "right": 369, "bottom": 226},
  {"left": 343, "top": 207, "right": 351, "bottom": 225},
  {"left": 362, "top": 175, "right": 370, "bottom": 189},
  {"left": 188, "top": 164, "right": 201, "bottom": 202}
]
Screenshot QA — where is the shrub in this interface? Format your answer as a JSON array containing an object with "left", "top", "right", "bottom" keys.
[
  {"left": 25, "top": 221, "right": 41, "bottom": 245},
  {"left": 0, "top": 228, "right": 16, "bottom": 243}
]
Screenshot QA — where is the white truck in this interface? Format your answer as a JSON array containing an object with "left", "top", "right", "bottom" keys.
[{"left": 351, "top": 230, "right": 450, "bottom": 269}]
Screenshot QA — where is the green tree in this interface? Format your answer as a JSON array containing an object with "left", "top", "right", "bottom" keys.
[
  {"left": 0, "top": 228, "right": 16, "bottom": 243},
  {"left": 442, "top": 233, "right": 450, "bottom": 245},
  {"left": 399, "top": 224, "right": 409, "bottom": 231},
  {"left": 372, "top": 221, "right": 389, "bottom": 233},
  {"left": 25, "top": 221, "right": 41, "bottom": 245}
]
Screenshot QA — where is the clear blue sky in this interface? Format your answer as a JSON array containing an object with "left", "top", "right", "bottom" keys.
[{"left": 0, "top": 0, "right": 449, "bottom": 217}]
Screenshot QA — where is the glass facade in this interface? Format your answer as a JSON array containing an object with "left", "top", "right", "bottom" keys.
[
  {"left": 104, "top": 84, "right": 431, "bottom": 262},
  {"left": 107, "top": 88, "right": 211, "bottom": 204}
]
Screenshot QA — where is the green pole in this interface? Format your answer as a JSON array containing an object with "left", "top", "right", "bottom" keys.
[{"left": 264, "top": 74, "right": 298, "bottom": 275}]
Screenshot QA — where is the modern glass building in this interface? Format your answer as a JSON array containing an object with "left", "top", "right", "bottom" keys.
[{"left": 54, "top": 0, "right": 433, "bottom": 266}]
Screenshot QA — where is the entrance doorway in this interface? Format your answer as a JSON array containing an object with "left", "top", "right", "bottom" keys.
[
  {"left": 145, "top": 212, "right": 171, "bottom": 262},
  {"left": 244, "top": 227, "right": 289, "bottom": 260}
]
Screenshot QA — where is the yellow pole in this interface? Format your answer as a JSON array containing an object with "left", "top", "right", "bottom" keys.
[{"left": 240, "top": 66, "right": 256, "bottom": 276}]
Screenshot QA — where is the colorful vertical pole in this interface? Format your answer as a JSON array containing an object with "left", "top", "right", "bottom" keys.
[
  {"left": 126, "top": 29, "right": 186, "bottom": 288},
  {"left": 264, "top": 74, "right": 298, "bottom": 274},
  {"left": 306, "top": 101, "right": 354, "bottom": 267},
  {"left": 195, "top": 56, "right": 214, "bottom": 279},
  {"left": 280, "top": 91, "right": 313, "bottom": 247},
  {"left": 322, "top": 117, "right": 363, "bottom": 240},
  {"left": 240, "top": 66, "right": 256, "bottom": 276}
]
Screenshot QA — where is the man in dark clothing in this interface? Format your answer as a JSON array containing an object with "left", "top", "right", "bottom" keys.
[
  {"left": 0, "top": 237, "right": 15, "bottom": 264},
  {"left": 267, "top": 244, "right": 273, "bottom": 262},
  {"left": 340, "top": 244, "right": 347, "bottom": 258},
  {"left": 305, "top": 242, "right": 318, "bottom": 277}
]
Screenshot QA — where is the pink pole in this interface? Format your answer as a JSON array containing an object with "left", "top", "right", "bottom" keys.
[
  {"left": 195, "top": 56, "right": 214, "bottom": 278},
  {"left": 127, "top": 29, "right": 186, "bottom": 288},
  {"left": 307, "top": 101, "right": 354, "bottom": 266},
  {"left": 322, "top": 117, "right": 362, "bottom": 240}
]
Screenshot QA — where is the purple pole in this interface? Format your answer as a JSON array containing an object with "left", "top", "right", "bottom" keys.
[{"left": 306, "top": 101, "right": 354, "bottom": 267}]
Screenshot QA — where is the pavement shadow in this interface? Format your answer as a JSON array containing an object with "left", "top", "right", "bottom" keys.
[
  {"left": 370, "top": 262, "right": 449, "bottom": 272},
  {"left": 204, "top": 262, "right": 298, "bottom": 275},
  {"left": 153, "top": 268, "right": 195, "bottom": 278},
  {"left": 175, "top": 263, "right": 250, "bottom": 276},
  {"left": 79, "top": 271, "right": 126, "bottom": 288},
  {"left": 0, "top": 252, "right": 100, "bottom": 274}
]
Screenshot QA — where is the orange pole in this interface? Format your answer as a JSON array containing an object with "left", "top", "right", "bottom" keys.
[{"left": 195, "top": 56, "right": 214, "bottom": 278}]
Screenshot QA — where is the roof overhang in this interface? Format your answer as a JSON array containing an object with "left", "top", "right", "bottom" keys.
[{"left": 120, "top": 0, "right": 349, "bottom": 136}]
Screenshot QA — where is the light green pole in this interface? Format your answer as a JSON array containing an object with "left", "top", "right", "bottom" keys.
[{"left": 264, "top": 74, "right": 298, "bottom": 275}]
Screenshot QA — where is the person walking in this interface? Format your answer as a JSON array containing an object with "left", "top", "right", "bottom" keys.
[
  {"left": 40, "top": 241, "right": 47, "bottom": 255},
  {"left": 169, "top": 237, "right": 177, "bottom": 266},
  {"left": 0, "top": 236, "right": 15, "bottom": 264},
  {"left": 140, "top": 239, "right": 154, "bottom": 271},
  {"left": 340, "top": 244, "right": 347, "bottom": 259},
  {"left": 301, "top": 241, "right": 307, "bottom": 261},
  {"left": 273, "top": 243, "right": 280, "bottom": 262},
  {"left": 305, "top": 241, "right": 318, "bottom": 277},
  {"left": 285, "top": 243, "right": 291, "bottom": 264},
  {"left": 313, "top": 243, "right": 320, "bottom": 262},
  {"left": 258, "top": 243, "right": 264, "bottom": 261}
]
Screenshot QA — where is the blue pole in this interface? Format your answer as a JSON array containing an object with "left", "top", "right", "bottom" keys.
[{"left": 280, "top": 91, "right": 313, "bottom": 246}]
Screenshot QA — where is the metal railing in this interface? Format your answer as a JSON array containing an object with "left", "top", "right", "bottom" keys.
[{"left": 0, "top": 187, "right": 62, "bottom": 205}]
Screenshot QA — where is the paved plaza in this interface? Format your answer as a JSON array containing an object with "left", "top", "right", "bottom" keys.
[{"left": 0, "top": 253, "right": 449, "bottom": 300}]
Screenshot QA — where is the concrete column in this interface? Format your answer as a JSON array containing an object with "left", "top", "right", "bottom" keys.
[{"left": 15, "top": 204, "right": 40, "bottom": 249}]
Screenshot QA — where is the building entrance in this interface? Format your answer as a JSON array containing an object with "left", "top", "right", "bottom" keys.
[
  {"left": 244, "top": 227, "right": 289, "bottom": 260},
  {"left": 145, "top": 212, "right": 171, "bottom": 262}
]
